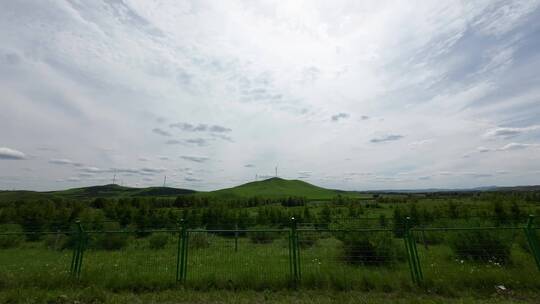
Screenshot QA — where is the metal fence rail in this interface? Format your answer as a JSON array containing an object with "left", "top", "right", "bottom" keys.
[{"left": 0, "top": 216, "right": 539, "bottom": 290}]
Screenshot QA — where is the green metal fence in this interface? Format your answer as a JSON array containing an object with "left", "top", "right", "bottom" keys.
[{"left": 1, "top": 216, "right": 539, "bottom": 290}]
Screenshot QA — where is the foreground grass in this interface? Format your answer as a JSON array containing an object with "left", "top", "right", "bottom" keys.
[
  {"left": 1, "top": 288, "right": 539, "bottom": 304},
  {"left": 1, "top": 231, "right": 539, "bottom": 293}
]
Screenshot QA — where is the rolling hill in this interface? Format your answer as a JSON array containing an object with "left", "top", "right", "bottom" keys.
[
  {"left": 0, "top": 184, "right": 196, "bottom": 202},
  {"left": 202, "top": 177, "right": 348, "bottom": 200}
]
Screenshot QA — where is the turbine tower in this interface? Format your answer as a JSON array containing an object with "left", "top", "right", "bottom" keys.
[
  {"left": 275, "top": 165, "right": 278, "bottom": 177},
  {"left": 163, "top": 175, "right": 167, "bottom": 187}
]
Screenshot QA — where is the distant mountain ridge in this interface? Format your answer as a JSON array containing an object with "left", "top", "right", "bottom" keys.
[{"left": 1, "top": 178, "right": 539, "bottom": 202}]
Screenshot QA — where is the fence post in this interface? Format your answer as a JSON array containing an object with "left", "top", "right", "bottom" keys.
[
  {"left": 70, "top": 220, "right": 85, "bottom": 279},
  {"left": 404, "top": 217, "right": 422, "bottom": 285},
  {"left": 176, "top": 219, "right": 189, "bottom": 283},
  {"left": 234, "top": 223, "right": 239, "bottom": 252},
  {"left": 524, "top": 215, "right": 540, "bottom": 271},
  {"left": 175, "top": 219, "right": 182, "bottom": 282},
  {"left": 289, "top": 217, "right": 300, "bottom": 286}
]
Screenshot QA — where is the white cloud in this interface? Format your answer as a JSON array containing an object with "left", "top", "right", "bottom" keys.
[
  {"left": 497, "top": 142, "right": 540, "bottom": 151},
  {"left": 48, "top": 158, "right": 74, "bottom": 165},
  {"left": 484, "top": 125, "right": 540, "bottom": 138},
  {"left": 0, "top": 147, "right": 26, "bottom": 160},
  {"left": 1, "top": 1, "right": 540, "bottom": 190}
]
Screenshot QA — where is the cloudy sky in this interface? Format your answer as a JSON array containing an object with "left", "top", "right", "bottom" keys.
[{"left": 1, "top": 0, "right": 540, "bottom": 191}]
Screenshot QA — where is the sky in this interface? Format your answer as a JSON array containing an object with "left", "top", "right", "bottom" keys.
[{"left": 1, "top": 0, "right": 540, "bottom": 191}]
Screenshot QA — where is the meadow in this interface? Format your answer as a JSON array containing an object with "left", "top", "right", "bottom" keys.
[{"left": 1, "top": 179, "right": 540, "bottom": 303}]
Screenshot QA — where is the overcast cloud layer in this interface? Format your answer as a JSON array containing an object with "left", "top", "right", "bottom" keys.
[{"left": 1, "top": 0, "right": 540, "bottom": 191}]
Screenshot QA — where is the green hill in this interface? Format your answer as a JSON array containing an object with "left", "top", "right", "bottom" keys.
[
  {"left": 204, "top": 177, "right": 348, "bottom": 200},
  {"left": 0, "top": 178, "right": 353, "bottom": 202},
  {"left": 0, "top": 184, "right": 196, "bottom": 202}
]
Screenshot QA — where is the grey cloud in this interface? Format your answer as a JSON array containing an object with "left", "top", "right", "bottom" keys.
[
  {"left": 331, "top": 113, "right": 350, "bottom": 122},
  {"left": 0, "top": 51, "right": 21, "bottom": 65},
  {"left": 185, "top": 177, "right": 202, "bottom": 182},
  {"left": 0, "top": 147, "right": 26, "bottom": 160},
  {"left": 181, "top": 156, "right": 209, "bottom": 163},
  {"left": 464, "top": 173, "right": 492, "bottom": 178},
  {"left": 165, "top": 138, "right": 209, "bottom": 146},
  {"left": 140, "top": 167, "right": 166, "bottom": 174},
  {"left": 209, "top": 125, "right": 232, "bottom": 133},
  {"left": 244, "top": 164, "right": 255, "bottom": 168},
  {"left": 169, "top": 122, "right": 231, "bottom": 133},
  {"left": 110, "top": 168, "right": 140, "bottom": 174},
  {"left": 360, "top": 115, "right": 370, "bottom": 120},
  {"left": 210, "top": 133, "right": 234, "bottom": 142},
  {"left": 485, "top": 125, "right": 540, "bottom": 138},
  {"left": 298, "top": 171, "right": 312, "bottom": 179},
  {"left": 370, "top": 134, "right": 404, "bottom": 143},
  {"left": 79, "top": 166, "right": 104, "bottom": 173},
  {"left": 138, "top": 157, "right": 149, "bottom": 161},
  {"left": 48, "top": 158, "right": 74, "bottom": 165},
  {"left": 152, "top": 128, "right": 171, "bottom": 137},
  {"left": 158, "top": 156, "right": 170, "bottom": 161},
  {"left": 78, "top": 172, "right": 94, "bottom": 178},
  {"left": 185, "top": 138, "right": 208, "bottom": 146},
  {"left": 477, "top": 147, "right": 491, "bottom": 153},
  {"left": 497, "top": 143, "right": 540, "bottom": 151}
]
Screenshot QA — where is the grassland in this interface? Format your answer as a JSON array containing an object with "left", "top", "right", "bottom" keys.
[
  {"left": 1, "top": 179, "right": 540, "bottom": 303},
  {"left": 1, "top": 228, "right": 539, "bottom": 297}
]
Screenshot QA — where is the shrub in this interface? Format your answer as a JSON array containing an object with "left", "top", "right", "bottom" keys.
[
  {"left": 0, "top": 233, "right": 24, "bottom": 249},
  {"left": 92, "top": 232, "right": 129, "bottom": 250},
  {"left": 418, "top": 230, "right": 444, "bottom": 246},
  {"left": 298, "top": 232, "right": 319, "bottom": 248},
  {"left": 148, "top": 233, "right": 169, "bottom": 250},
  {"left": 335, "top": 232, "right": 401, "bottom": 266},
  {"left": 0, "top": 224, "right": 24, "bottom": 249},
  {"left": 44, "top": 234, "right": 69, "bottom": 250},
  {"left": 247, "top": 228, "right": 279, "bottom": 244},
  {"left": 189, "top": 232, "right": 211, "bottom": 249},
  {"left": 449, "top": 230, "right": 512, "bottom": 264}
]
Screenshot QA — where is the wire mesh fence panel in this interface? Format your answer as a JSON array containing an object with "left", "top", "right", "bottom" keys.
[
  {"left": 80, "top": 230, "right": 178, "bottom": 288},
  {"left": 0, "top": 231, "right": 73, "bottom": 288},
  {"left": 297, "top": 229, "right": 411, "bottom": 290},
  {"left": 186, "top": 230, "right": 291, "bottom": 289},
  {"left": 412, "top": 228, "right": 540, "bottom": 291}
]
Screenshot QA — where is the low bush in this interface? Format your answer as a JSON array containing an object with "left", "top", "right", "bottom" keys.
[
  {"left": 335, "top": 232, "right": 402, "bottom": 266},
  {"left": 44, "top": 234, "right": 69, "bottom": 250},
  {"left": 418, "top": 230, "right": 445, "bottom": 245},
  {"left": 0, "top": 234, "right": 24, "bottom": 249},
  {"left": 0, "top": 224, "right": 24, "bottom": 249},
  {"left": 92, "top": 232, "right": 129, "bottom": 250},
  {"left": 298, "top": 232, "right": 319, "bottom": 248},
  {"left": 247, "top": 228, "right": 279, "bottom": 244},
  {"left": 148, "top": 233, "right": 169, "bottom": 250},
  {"left": 189, "top": 232, "right": 211, "bottom": 249},
  {"left": 449, "top": 230, "right": 512, "bottom": 264}
]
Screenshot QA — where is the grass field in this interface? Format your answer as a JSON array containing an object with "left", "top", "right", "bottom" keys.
[{"left": 1, "top": 228, "right": 538, "bottom": 296}]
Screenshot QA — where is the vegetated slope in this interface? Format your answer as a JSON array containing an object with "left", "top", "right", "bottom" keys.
[
  {"left": 205, "top": 177, "right": 347, "bottom": 200},
  {"left": 0, "top": 184, "right": 196, "bottom": 202},
  {"left": 0, "top": 190, "right": 60, "bottom": 202},
  {"left": 50, "top": 184, "right": 196, "bottom": 198}
]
